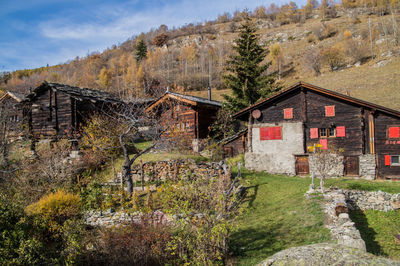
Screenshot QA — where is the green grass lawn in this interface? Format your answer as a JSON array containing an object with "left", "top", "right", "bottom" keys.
[
  {"left": 350, "top": 210, "right": 400, "bottom": 261},
  {"left": 230, "top": 171, "right": 331, "bottom": 265},
  {"left": 326, "top": 178, "right": 400, "bottom": 194}
]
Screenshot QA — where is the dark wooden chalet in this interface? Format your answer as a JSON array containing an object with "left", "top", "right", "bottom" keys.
[
  {"left": 233, "top": 81, "right": 400, "bottom": 180},
  {"left": 145, "top": 90, "right": 221, "bottom": 151},
  {"left": 23, "top": 81, "right": 123, "bottom": 141},
  {"left": 0, "top": 91, "right": 26, "bottom": 137}
]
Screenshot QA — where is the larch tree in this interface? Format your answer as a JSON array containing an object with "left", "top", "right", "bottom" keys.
[
  {"left": 269, "top": 42, "right": 284, "bottom": 80},
  {"left": 223, "top": 14, "right": 278, "bottom": 113}
]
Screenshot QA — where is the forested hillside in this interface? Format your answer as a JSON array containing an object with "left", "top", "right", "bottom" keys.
[{"left": 1, "top": 1, "right": 400, "bottom": 107}]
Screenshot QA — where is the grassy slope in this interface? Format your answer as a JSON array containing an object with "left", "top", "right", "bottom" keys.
[
  {"left": 350, "top": 210, "right": 400, "bottom": 260},
  {"left": 191, "top": 56, "right": 400, "bottom": 111},
  {"left": 326, "top": 178, "right": 400, "bottom": 194},
  {"left": 231, "top": 170, "right": 400, "bottom": 264},
  {"left": 230, "top": 171, "right": 331, "bottom": 265},
  {"left": 191, "top": 13, "right": 400, "bottom": 111}
]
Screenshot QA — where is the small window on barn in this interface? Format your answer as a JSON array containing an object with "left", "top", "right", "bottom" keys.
[
  {"left": 388, "top": 127, "right": 400, "bottom": 139},
  {"left": 283, "top": 108, "right": 293, "bottom": 119},
  {"left": 319, "top": 128, "right": 327, "bottom": 138},
  {"left": 260, "top": 126, "right": 282, "bottom": 140},
  {"left": 325, "top": 105, "right": 335, "bottom": 117},
  {"left": 328, "top": 128, "right": 336, "bottom": 137},
  {"left": 392, "top": 156, "right": 400, "bottom": 165},
  {"left": 386, "top": 155, "right": 400, "bottom": 166}
]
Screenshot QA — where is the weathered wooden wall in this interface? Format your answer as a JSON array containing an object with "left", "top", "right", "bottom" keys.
[
  {"left": 223, "top": 133, "right": 247, "bottom": 158},
  {"left": 31, "top": 89, "right": 72, "bottom": 139},
  {"left": 374, "top": 113, "right": 400, "bottom": 178},
  {"left": 305, "top": 91, "right": 363, "bottom": 156}
]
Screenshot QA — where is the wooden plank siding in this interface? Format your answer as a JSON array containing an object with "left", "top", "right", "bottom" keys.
[
  {"left": 374, "top": 113, "right": 400, "bottom": 177},
  {"left": 31, "top": 90, "right": 72, "bottom": 139},
  {"left": 305, "top": 90, "right": 363, "bottom": 156}
]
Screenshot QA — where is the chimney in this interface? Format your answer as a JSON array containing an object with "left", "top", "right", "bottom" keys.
[{"left": 208, "top": 87, "right": 211, "bottom": 101}]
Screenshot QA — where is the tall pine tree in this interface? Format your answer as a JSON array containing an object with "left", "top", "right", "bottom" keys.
[
  {"left": 223, "top": 15, "right": 279, "bottom": 112},
  {"left": 135, "top": 39, "right": 147, "bottom": 63}
]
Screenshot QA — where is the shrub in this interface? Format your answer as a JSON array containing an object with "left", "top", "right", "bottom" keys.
[
  {"left": 153, "top": 33, "right": 169, "bottom": 47},
  {"left": 94, "top": 217, "right": 173, "bottom": 265},
  {"left": 321, "top": 45, "right": 345, "bottom": 71},
  {"left": 25, "top": 190, "right": 82, "bottom": 234},
  {"left": 303, "top": 47, "right": 322, "bottom": 75}
]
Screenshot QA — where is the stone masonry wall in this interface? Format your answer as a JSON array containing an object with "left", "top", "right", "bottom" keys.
[
  {"left": 359, "top": 154, "right": 376, "bottom": 180},
  {"left": 317, "top": 188, "right": 400, "bottom": 251},
  {"left": 107, "top": 159, "right": 224, "bottom": 185},
  {"left": 321, "top": 189, "right": 366, "bottom": 251},
  {"left": 309, "top": 154, "right": 344, "bottom": 178},
  {"left": 344, "top": 190, "right": 400, "bottom": 211}
]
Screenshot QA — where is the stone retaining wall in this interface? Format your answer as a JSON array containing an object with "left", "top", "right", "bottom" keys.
[
  {"left": 106, "top": 159, "right": 225, "bottom": 185},
  {"left": 131, "top": 159, "right": 224, "bottom": 182},
  {"left": 84, "top": 209, "right": 171, "bottom": 227},
  {"left": 321, "top": 189, "right": 366, "bottom": 251},
  {"left": 344, "top": 190, "right": 400, "bottom": 211},
  {"left": 318, "top": 188, "right": 400, "bottom": 251}
]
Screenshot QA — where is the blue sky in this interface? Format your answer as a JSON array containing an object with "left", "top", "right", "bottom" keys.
[{"left": 0, "top": 0, "right": 306, "bottom": 72}]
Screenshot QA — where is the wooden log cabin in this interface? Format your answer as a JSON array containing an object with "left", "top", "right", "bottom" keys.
[
  {"left": 145, "top": 89, "right": 221, "bottom": 151},
  {"left": 233, "top": 82, "right": 400, "bottom": 180},
  {"left": 23, "top": 81, "right": 123, "bottom": 142},
  {"left": 0, "top": 91, "right": 26, "bottom": 138}
]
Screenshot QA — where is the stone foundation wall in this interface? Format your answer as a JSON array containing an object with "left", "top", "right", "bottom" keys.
[
  {"left": 245, "top": 152, "right": 297, "bottom": 175},
  {"left": 359, "top": 154, "right": 376, "bottom": 180}
]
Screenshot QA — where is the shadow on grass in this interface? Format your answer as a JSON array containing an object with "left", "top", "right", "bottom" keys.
[
  {"left": 349, "top": 210, "right": 385, "bottom": 256},
  {"left": 229, "top": 223, "right": 283, "bottom": 259},
  {"left": 247, "top": 184, "right": 259, "bottom": 208}
]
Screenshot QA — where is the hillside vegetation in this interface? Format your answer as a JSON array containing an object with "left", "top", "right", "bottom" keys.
[{"left": 1, "top": 2, "right": 400, "bottom": 109}]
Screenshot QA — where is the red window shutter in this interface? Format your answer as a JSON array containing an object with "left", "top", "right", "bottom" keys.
[
  {"left": 325, "top": 106, "right": 335, "bottom": 117},
  {"left": 385, "top": 155, "right": 391, "bottom": 166},
  {"left": 284, "top": 108, "right": 293, "bottom": 119},
  {"left": 273, "top": 127, "right": 282, "bottom": 139},
  {"left": 260, "top": 127, "right": 271, "bottom": 140},
  {"left": 389, "top": 127, "right": 400, "bottom": 139},
  {"left": 320, "top": 139, "right": 328, "bottom": 150},
  {"left": 260, "top": 127, "right": 282, "bottom": 140},
  {"left": 310, "top": 128, "right": 318, "bottom": 139},
  {"left": 337, "top": 126, "right": 346, "bottom": 137}
]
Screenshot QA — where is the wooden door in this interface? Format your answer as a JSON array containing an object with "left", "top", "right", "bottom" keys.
[
  {"left": 344, "top": 156, "right": 359, "bottom": 176},
  {"left": 295, "top": 155, "right": 310, "bottom": 175}
]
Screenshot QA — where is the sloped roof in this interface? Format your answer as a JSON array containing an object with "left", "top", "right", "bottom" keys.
[
  {"left": 146, "top": 91, "right": 222, "bottom": 112},
  {"left": 233, "top": 81, "right": 400, "bottom": 119},
  {"left": 24, "top": 81, "right": 122, "bottom": 104},
  {"left": 219, "top": 129, "right": 248, "bottom": 145},
  {"left": 0, "top": 91, "right": 24, "bottom": 103}
]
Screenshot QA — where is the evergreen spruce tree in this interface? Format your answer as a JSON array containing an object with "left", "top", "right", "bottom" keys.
[
  {"left": 135, "top": 39, "right": 147, "bottom": 63},
  {"left": 223, "top": 15, "right": 279, "bottom": 112}
]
